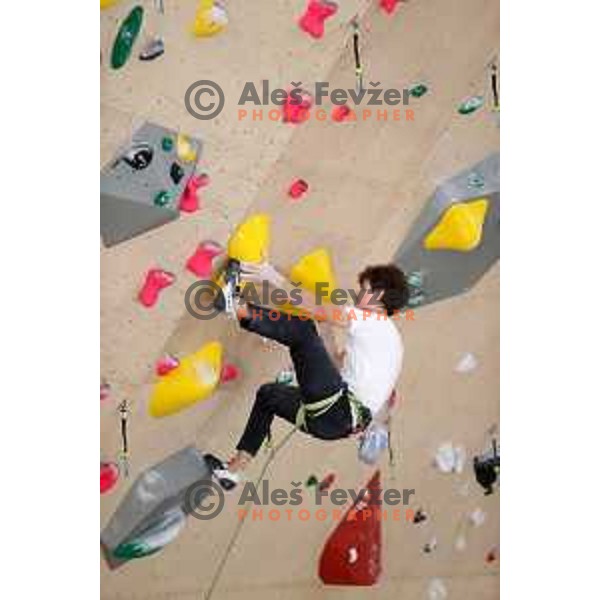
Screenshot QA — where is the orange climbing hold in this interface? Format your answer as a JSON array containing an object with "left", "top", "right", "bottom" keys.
[{"left": 318, "top": 470, "right": 382, "bottom": 585}]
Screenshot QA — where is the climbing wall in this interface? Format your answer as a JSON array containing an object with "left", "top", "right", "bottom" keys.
[
  {"left": 393, "top": 153, "right": 500, "bottom": 308},
  {"left": 101, "top": 1, "right": 500, "bottom": 598}
]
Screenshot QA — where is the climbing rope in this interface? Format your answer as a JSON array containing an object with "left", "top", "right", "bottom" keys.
[{"left": 203, "top": 426, "right": 296, "bottom": 600}]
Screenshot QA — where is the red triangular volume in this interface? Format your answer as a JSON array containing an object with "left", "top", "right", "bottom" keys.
[{"left": 318, "top": 470, "right": 382, "bottom": 585}]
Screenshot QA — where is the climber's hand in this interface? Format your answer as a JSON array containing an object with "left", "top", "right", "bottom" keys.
[{"left": 240, "top": 261, "right": 283, "bottom": 287}]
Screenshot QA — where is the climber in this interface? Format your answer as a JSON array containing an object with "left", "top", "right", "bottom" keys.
[{"left": 205, "top": 262, "right": 409, "bottom": 490}]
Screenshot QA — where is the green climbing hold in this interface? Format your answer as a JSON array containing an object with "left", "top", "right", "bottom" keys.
[
  {"left": 407, "top": 271, "right": 425, "bottom": 308},
  {"left": 306, "top": 475, "right": 318, "bottom": 487},
  {"left": 154, "top": 190, "right": 174, "bottom": 207},
  {"left": 110, "top": 6, "right": 144, "bottom": 70},
  {"left": 113, "top": 540, "right": 161, "bottom": 559},
  {"left": 161, "top": 136, "right": 174, "bottom": 152},
  {"left": 409, "top": 83, "right": 428, "bottom": 98},
  {"left": 275, "top": 369, "right": 295, "bottom": 385},
  {"left": 458, "top": 95, "right": 484, "bottom": 115}
]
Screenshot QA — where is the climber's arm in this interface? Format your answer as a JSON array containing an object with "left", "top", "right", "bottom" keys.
[{"left": 240, "top": 262, "right": 350, "bottom": 328}]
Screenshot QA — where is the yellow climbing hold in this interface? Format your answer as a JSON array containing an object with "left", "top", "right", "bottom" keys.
[
  {"left": 176, "top": 134, "right": 197, "bottom": 163},
  {"left": 100, "top": 0, "right": 119, "bottom": 9},
  {"left": 290, "top": 248, "right": 338, "bottom": 303},
  {"left": 227, "top": 214, "right": 271, "bottom": 264},
  {"left": 192, "top": 0, "right": 228, "bottom": 37},
  {"left": 149, "top": 341, "right": 223, "bottom": 418},
  {"left": 424, "top": 199, "right": 489, "bottom": 252}
]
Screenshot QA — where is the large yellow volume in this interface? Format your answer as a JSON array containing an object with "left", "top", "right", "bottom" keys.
[
  {"left": 424, "top": 199, "right": 489, "bottom": 252},
  {"left": 227, "top": 214, "right": 271, "bottom": 264},
  {"left": 149, "top": 341, "right": 223, "bottom": 418}
]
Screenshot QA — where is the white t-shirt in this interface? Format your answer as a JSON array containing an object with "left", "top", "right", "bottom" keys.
[{"left": 340, "top": 306, "right": 403, "bottom": 416}]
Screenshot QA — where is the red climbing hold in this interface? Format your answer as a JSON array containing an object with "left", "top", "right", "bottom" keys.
[
  {"left": 220, "top": 362, "right": 241, "bottom": 383},
  {"left": 380, "top": 0, "right": 402, "bottom": 14},
  {"left": 318, "top": 472, "right": 336, "bottom": 492},
  {"left": 331, "top": 104, "right": 353, "bottom": 122},
  {"left": 486, "top": 547, "right": 499, "bottom": 563},
  {"left": 155, "top": 354, "right": 180, "bottom": 376},
  {"left": 288, "top": 178, "right": 309, "bottom": 200},
  {"left": 283, "top": 91, "right": 313, "bottom": 124},
  {"left": 138, "top": 268, "right": 176, "bottom": 308},
  {"left": 179, "top": 173, "right": 210, "bottom": 213},
  {"left": 100, "top": 462, "right": 120, "bottom": 494},
  {"left": 186, "top": 241, "right": 223, "bottom": 278},
  {"left": 299, "top": 1, "right": 338, "bottom": 40},
  {"left": 100, "top": 382, "right": 111, "bottom": 402},
  {"left": 318, "top": 470, "right": 382, "bottom": 586}
]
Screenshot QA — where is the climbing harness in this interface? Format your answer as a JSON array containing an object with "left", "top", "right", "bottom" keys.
[
  {"left": 295, "top": 387, "right": 370, "bottom": 432},
  {"left": 118, "top": 399, "right": 130, "bottom": 478}
]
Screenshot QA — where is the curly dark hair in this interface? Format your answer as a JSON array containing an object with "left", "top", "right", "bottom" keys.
[{"left": 358, "top": 264, "right": 410, "bottom": 315}]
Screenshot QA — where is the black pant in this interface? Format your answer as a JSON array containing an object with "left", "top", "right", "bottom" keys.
[{"left": 236, "top": 306, "right": 356, "bottom": 456}]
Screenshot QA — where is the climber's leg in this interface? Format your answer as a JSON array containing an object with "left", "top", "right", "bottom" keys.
[
  {"left": 236, "top": 383, "right": 303, "bottom": 457},
  {"left": 238, "top": 304, "right": 344, "bottom": 402}
]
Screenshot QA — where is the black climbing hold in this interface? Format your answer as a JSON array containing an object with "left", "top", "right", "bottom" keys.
[
  {"left": 120, "top": 143, "right": 154, "bottom": 170},
  {"left": 473, "top": 439, "right": 500, "bottom": 495},
  {"left": 413, "top": 508, "right": 427, "bottom": 524},
  {"left": 170, "top": 162, "right": 185, "bottom": 185}
]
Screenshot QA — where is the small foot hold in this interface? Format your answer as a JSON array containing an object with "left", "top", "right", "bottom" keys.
[
  {"left": 318, "top": 473, "right": 336, "bottom": 492},
  {"left": 413, "top": 508, "right": 427, "bottom": 524},
  {"left": 186, "top": 240, "right": 223, "bottom": 277},
  {"left": 138, "top": 268, "right": 176, "bottom": 308},
  {"left": 288, "top": 178, "right": 309, "bottom": 200},
  {"left": 220, "top": 362, "right": 240, "bottom": 384},
  {"left": 139, "top": 37, "right": 165, "bottom": 61},
  {"left": 380, "top": 0, "right": 402, "bottom": 14},
  {"left": 100, "top": 382, "right": 111, "bottom": 402},
  {"left": 306, "top": 474, "right": 318, "bottom": 487},
  {"left": 283, "top": 90, "right": 313, "bottom": 124},
  {"left": 155, "top": 354, "right": 180, "bottom": 376},
  {"left": 204, "top": 453, "right": 240, "bottom": 491},
  {"left": 298, "top": 1, "right": 338, "bottom": 39},
  {"left": 100, "top": 462, "right": 120, "bottom": 494},
  {"left": 179, "top": 173, "right": 210, "bottom": 213},
  {"left": 331, "top": 104, "right": 353, "bottom": 122},
  {"left": 192, "top": 1, "right": 228, "bottom": 38}
]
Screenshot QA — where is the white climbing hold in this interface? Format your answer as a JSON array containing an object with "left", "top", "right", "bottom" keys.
[
  {"left": 348, "top": 547, "right": 358, "bottom": 564},
  {"left": 455, "top": 352, "right": 478, "bottom": 373},
  {"left": 427, "top": 578, "right": 448, "bottom": 600},
  {"left": 424, "top": 537, "right": 437, "bottom": 554},
  {"left": 469, "top": 507, "right": 486, "bottom": 528},
  {"left": 454, "top": 533, "right": 467, "bottom": 552},
  {"left": 435, "top": 443, "right": 466, "bottom": 474}
]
